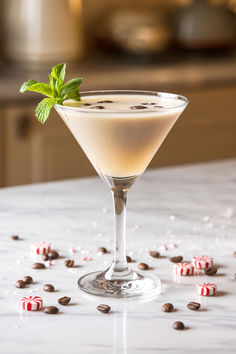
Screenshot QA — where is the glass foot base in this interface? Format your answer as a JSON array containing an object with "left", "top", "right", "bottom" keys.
[{"left": 78, "top": 270, "right": 161, "bottom": 298}]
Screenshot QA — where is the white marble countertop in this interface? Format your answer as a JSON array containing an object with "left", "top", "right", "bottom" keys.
[{"left": 0, "top": 159, "right": 236, "bottom": 353}]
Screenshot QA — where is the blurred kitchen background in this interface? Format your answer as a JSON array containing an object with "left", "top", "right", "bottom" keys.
[{"left": 0, "top": 0, "right": 236, "bottom": 187}]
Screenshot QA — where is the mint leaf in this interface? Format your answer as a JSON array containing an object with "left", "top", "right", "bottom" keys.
[
  {"left": 25, "top": 83, "right": 54, "bottom": 97},
  {"left": 61, "top": 78, "right": 83, "bottom": 99},
  {"left": 35, "top": 97, "right": 58, "bottom": 124},
  {"left": 20, "top": 80, "right": 38, "bottom": 93},
  {"left": 50, "top": 63, "right": 66, "bottom": 82},
  {"left": 20, "top": 62, "right": 83, "bottom": 124}
]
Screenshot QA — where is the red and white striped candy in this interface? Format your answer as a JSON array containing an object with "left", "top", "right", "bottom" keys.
[
  {"left": 31, "top": 242, "right": 51, "bottom": 255},
  {"left": 174, "top": 262, "right": 194, "bottom": 276},
  {"left": 191, "top": 256, "right": 213, "bottom": 269},
  {"left": 19, "top": 296, "right": 43, "bottom": 311},
  {"left": 196, "top": 283, "right": 217, "bottom": 296}
]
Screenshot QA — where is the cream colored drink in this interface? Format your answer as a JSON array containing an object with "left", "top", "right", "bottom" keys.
[{"left": 55, "top": 94, "right": 185, "bottom": 177}]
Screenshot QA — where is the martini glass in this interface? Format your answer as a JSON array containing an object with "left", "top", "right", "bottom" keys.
[{"left": 54, "top": 90, "right": 188, "bottom": 298}]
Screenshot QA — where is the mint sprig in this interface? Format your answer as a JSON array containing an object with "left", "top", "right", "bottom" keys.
[{"left": 20, "top": 63, "right": 83, "bottom": 124}]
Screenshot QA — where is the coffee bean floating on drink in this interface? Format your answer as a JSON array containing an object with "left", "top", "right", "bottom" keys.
[
  {"left": 44, "top": 306, "right": 59, "bottom": 314},
  {"left": 97, "top": 304, "right": 111, "bottom": 313}
]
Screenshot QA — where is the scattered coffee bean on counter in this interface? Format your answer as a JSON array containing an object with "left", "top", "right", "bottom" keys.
[
  {"left": 23, "top": 276, "right": 33, "bottom": 284},
  {"left": 169, "top": 256, "right": 183, "bottom": 263},
  {"left": 15, "top": 280, "right": 26, "bottom": 288},
  {"left": 234, "top": 274, "right": 236, "bottom": 279},
  {"left": 126, "top": 256, "right": 132, "bottom": 263},
  {"left": 43, "top": 284, "right": 55, "bottom": 292},
  {"left": 187, "top": 302, "right": 201, "bottom": 311},
  {"left": 32, "top": 263, "right": 46, "bottom": 269},
  {"left": 97, "top": 304, "right": 111, "bottom": 313},
  {"left": 161, "top": 303, "right": 174, "bottom": 313},
  {"left": 64, "top": 259, "right": 74, "bottom": 267},
  {"left": 42, "top": 254, "right": 49, "bottom": 261},
  {"left": 233, "top": 252, "right": 236, "bottom": 257},
  {"left": 97, "top": 247, "right": 107, "bottom": 254},
  {"left": 58, "top": 296, "right": 71, "bottom": 305},
  {"left": 47, "top": 250, "right": 59, "bottom": 260},
  {"left": 138, "top": 263, "right": 149, "bottom": 270},
  {"left": 149, "top": 251, "right": 160, "bottom": 258},
  {"left": 44, "top": 306, "right": 59, "bottom": 314},
  {"left": 11, "top": 235, "right": 19, "bottom": 240},
  {"left": 204, "top": 267, "right": 217, "bottom": 276},
  {"left": 172, "top": 321, "right": 185, "bottom": 330}
]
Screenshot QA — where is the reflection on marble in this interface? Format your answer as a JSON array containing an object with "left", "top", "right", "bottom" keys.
[{"left": 0, "top": 159, "right": 236, "bottom": 353}]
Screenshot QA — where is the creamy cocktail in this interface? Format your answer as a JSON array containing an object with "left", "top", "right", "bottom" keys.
[
  {"left": 55, "top": 93, "right": 185, "bottom": 179},
  {"left": 20, "top": 64, "right": 188, "bottom": 298}
]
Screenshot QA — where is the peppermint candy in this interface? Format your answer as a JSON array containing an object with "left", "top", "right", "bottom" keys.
[
  {"left": 19, "top": 296, "right": 43, "bottom": 311},
  {"left": 196, "top": 283, "right": 217, "bottom": 296},
  {"left": 174, "top": 262, "right": 194, "bottom": 276},
  {"left": 82, "top": 256, "right": 93, "bottom": 262},
  {"left": 31, "top": 242, "right": 51, "bottom": 255},
  {"left": 191, "top": 256, "right": 213, "bottom": 269}
]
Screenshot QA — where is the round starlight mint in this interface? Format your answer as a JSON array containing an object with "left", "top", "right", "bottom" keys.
[
  {"left": 191, "top": 256, "right": 213, "bottom": 269},
  {"left": 19, "top": 296, "right": 43, "bottom": 311}
]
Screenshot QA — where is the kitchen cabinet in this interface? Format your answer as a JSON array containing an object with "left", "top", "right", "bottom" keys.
[
  {"left": 0, "top": 104, "right": 95, "bottom": 187},
  {"left": 0, "top": 84, "right": 236, "bottom": 187}
]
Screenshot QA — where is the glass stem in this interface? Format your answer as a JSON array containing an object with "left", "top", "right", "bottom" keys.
[{"left": 112, "top": 188, "right": 128, "bottom": 271}]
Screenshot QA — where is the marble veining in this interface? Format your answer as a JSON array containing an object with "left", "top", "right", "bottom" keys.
[{"left": 0, "top": 159, "right": 236, "bottom": 353}]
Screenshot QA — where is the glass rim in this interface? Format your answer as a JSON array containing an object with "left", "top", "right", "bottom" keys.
[{"left": 54, "top": 90, "right": 189, "bottom": 113}]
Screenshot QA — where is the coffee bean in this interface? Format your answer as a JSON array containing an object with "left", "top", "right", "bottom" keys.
[
  {"left": 161, "top": 303, "right": 174, "bottom": 312},
  {"left": 58, "top": 296, "right": 71, "bottom": 305},
  {"left": 97, "top": 304, "right": 111, "bottom": 313},
  {"left": 130, "top": 105, "right": 147, "bottom": 110},
  {"left": 149, "top": 251, "right": 160, "bottom": 258},
  {"left": 23, "top": 276, "right": 33, "bottom": 284},
  {"left": 154, "top": 105, "right": 164, "bottom": 108},
  {"left": 44, "top": 306, "right": 59, "bottom": 314},
  {"left": 64, "top": 259, "right": 74, "bottom": 267},
  {"left": 169, "top": 256, "right": 183, "bottom": 263},
  {"left": 97, "top": 100, "right": 113, "bottom": 103},
  {"left": 42, "top": 254, "right": 49, "bottom": 261},
  {"left": 15, "top": 280, "right": 26, "bottom": 288},
  {"left": 126, "top": 256, "right": 132, "bottom": 263},
  {"left": 233, "top": 252, "right": 236, "bottom": 257},
  {"left": 43, "top": 284, "right": 55, "bottom": 292},
  {"left": 32, "top": 262, "right": 46, "bottom": 269},
  {"left": 204, "top": 267, "right": 217, "bottom": 276},
  {"left": 234, "top": 273, "right": 236, "bottom": 279},
  {"left": 47, "top": 250, "right": 59, "bottom": 260},
  {"left": 90, "top": 105, "right": 104, "bottom": 109},
  {"left": 141, "top": 102, "right": 156, "bottom": 105},
  {"left": 83, "top": 103, "right": 91, "bottom": 106},
  {"left": 97, "top": 247, "right": 107, "bottom": 254},
  {"left": 187, "top": 302, "right": 201, "bottom": 311},
  {"left": 11, "top": 235, "right": 19, "bottom": 240},
  {"left": 138, "top": 263, "right": 149, "bottom": 270},
  {"left": 172, "top": 321, "right": 185, "bottom": 330}
]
